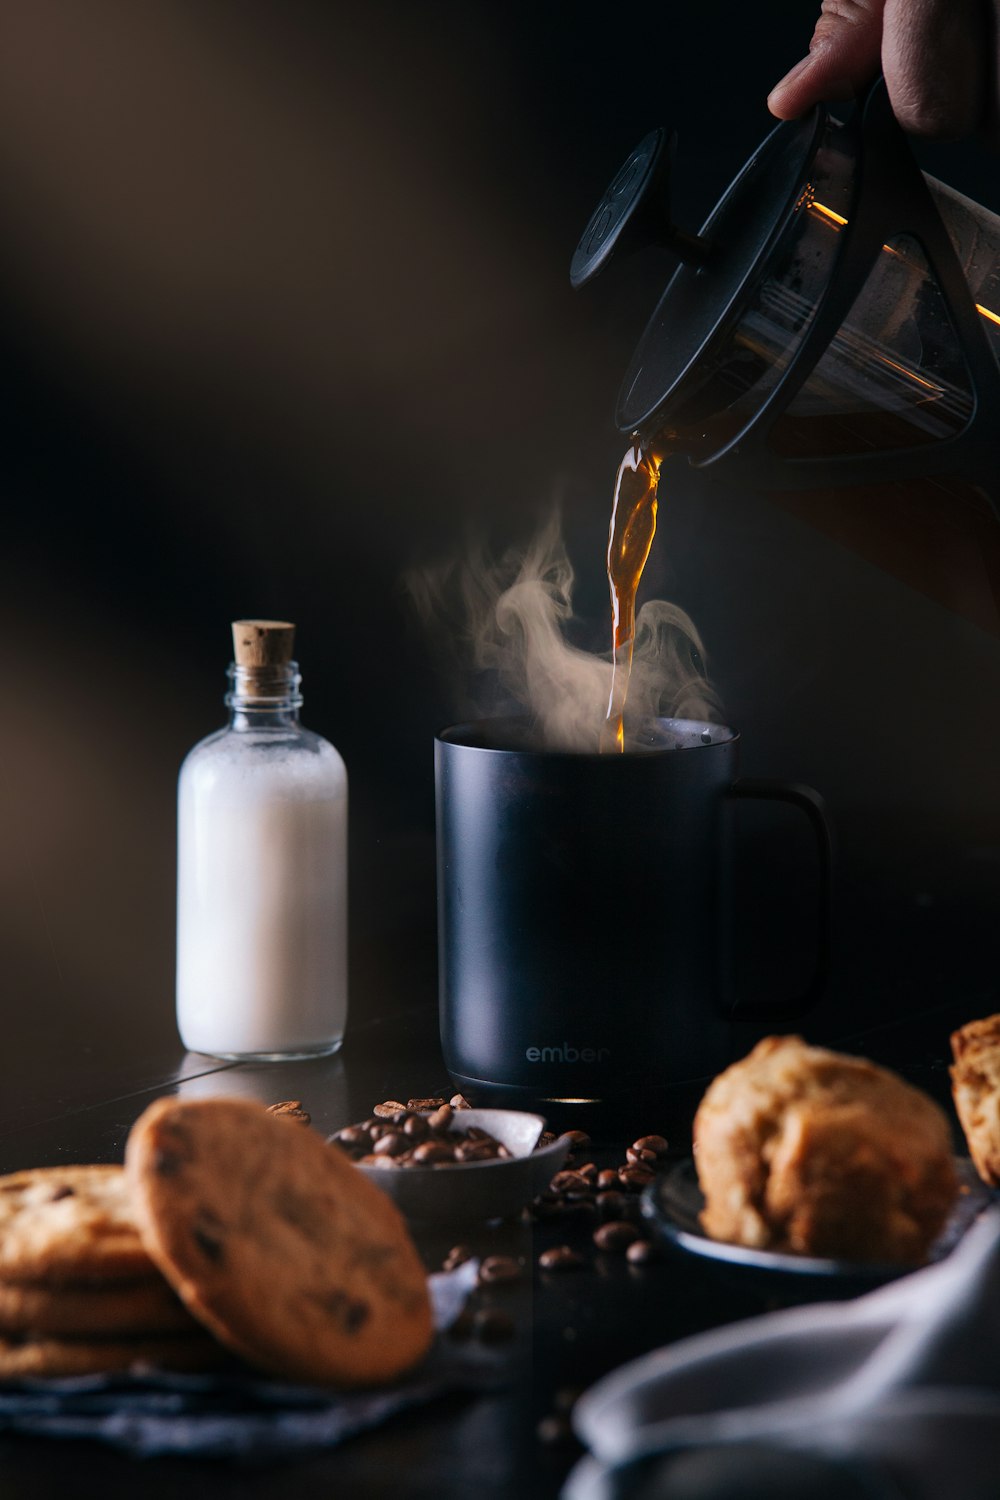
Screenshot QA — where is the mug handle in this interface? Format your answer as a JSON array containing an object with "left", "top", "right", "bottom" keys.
[{"left": 723, "top": 778, "right": 833, "bottom": 1022}]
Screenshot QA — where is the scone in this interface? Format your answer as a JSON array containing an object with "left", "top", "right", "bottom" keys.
[
  {"left": 950, "top": 1013, "right": 1000, "bottom": 1185},
  {"left": 125, "top": 1095, "right": 434, "bottom": 1386},
  {"left": 694, "top": 1036, "right": 958, "bottom": 1263}
]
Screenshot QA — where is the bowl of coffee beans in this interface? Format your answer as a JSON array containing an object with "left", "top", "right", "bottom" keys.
[{"left": 329, "top": 1103, "right": 571, "bottom": 1221}]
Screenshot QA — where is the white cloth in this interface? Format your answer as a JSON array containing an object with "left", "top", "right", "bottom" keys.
[{"left": 566, "top": 1208, "right": 1000, "bottom": 1500}]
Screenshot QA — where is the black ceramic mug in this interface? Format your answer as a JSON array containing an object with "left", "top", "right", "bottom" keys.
[{"left": 435, "top": 717, "right": 831, "bottom": 1106}]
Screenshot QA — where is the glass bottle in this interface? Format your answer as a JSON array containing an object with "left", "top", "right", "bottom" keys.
[{"left": 176, "top": 619, "right": 348, "bottom": 1059}]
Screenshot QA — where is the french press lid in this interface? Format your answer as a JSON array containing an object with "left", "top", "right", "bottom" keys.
[{"left": 571, "top": 112, "right": 824, "bottom": 436}]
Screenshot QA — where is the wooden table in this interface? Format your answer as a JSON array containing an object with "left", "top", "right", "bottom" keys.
[{"left": 0, "top": 948, "right": 980, "bottom": 1498}]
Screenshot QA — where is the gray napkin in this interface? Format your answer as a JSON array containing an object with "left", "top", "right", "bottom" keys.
[
  {"left": 0, "top": 1259, "right": 501, "bottom": 1458},
  {"left": 566, "top": 1209, "right": 1000, "bottom": 1500}
]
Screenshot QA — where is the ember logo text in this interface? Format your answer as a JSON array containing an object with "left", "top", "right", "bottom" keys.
[{"left": 525, "top": 1044, "right": 610, "bottom": 1064}]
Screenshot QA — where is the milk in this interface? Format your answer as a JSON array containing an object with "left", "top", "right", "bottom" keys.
[{"left": 175, "top": 620, "right": 348, "bottom": 1059}]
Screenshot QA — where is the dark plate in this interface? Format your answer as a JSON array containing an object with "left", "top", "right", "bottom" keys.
[{"left": 642, "top": 1157, "right": 996, "bottom": 1298}]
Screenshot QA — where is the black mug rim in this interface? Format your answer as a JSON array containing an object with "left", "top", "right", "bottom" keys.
[{"left": 436, "top": 715, "right": 738, "bottom": 758}]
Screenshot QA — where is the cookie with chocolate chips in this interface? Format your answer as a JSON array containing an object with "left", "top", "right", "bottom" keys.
[
  {"left": 0, "top": 1330, "right": 229, "bottom": 1378},
  {"left": 0, "top": 1166, "right": 154, "bottom": 1282},
  {"left": 0, "top": 1274, "right": 198, "bottom": 1338},
  {"left": 125, "top": 1096, "right": 434, "bottom": 1386}
]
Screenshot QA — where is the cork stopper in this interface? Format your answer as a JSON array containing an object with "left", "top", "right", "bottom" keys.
[{"left": 231, "top": 620, "right": 295, "bottom": 667}]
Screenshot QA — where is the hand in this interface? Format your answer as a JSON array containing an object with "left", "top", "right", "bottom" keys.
[{"left": 767, "top": 0, "right": 992, "bottom": 140}]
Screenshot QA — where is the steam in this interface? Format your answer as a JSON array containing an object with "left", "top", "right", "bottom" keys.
[{"left": 406, "top": 511, "right": 720, "bottom": 752}]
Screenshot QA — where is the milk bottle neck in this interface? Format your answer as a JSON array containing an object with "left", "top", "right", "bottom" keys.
[{"left": 224, "top": 661, "right": 303, "bottom": 731}]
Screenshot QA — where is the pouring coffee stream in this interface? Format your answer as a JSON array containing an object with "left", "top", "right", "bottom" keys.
[{"left": 603, "top": 439, "right": 664, "bottom": 752}]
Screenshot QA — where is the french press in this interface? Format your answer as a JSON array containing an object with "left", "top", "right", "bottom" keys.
[{"left": 573, "top": 80, "right": 1000, "bottom": 626}]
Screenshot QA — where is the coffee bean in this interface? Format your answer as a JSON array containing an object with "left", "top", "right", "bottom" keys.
[
  {"left": 411, "top": 1140, "right": 455, "bottom": 1165},
  {"left": 633, "top": 1134, "right": 668, "bottom": 1156},
  {"left": 473, "top": 1308, "right": 515, "bottom": 1343},
  {"left": 537, "top": 1414, "right": 574, "bottom": 1446},
  {"left": 450, "top": 1093, "right": 473, "bottom": 1110},
  {"left": 266, "top": 1100, "right": 311, "bottom": 1124},
  {"left": 558, "top": 1129, "right": 592, "bottom": 1151},
  {"left": 373, "top": 1132, "right": 407, "bottom": 1157},
  {"left": 550, "top": 1170, "right": 592, "bottom": 1196},
  {"left": 373, "top": 1101, "right": 407, "bottom": 1119},
  {"left": 626, "top": 1146, "right": 657, "bottom": 1168},
  {"left": 596, "top": 1169, "right": 620, "bottom": 1192},
  {"left": 406, "top": 1097, "right": 447, "bottom": 1111},
  {"left": 626, "top": 1238, "right": 660, "bottom": 1266},
  {"left": 539, "top": 1246, "right": 585, "bottom": 1272},
  {"left": 596, "top": 1190, "right": 629, "bottom": 1220},
  {"left": 555, "top": 1199, "right": 598, "bottom": 1219},
  {"left": 351, "top": 1098, "right": 521, "bottom": 1172},
  {"left": 442, "top": 1243, "right": 473, "bottom": 1272},
  {"left": 575, "top": 1162, "right": 598, "bottom": 1182},
  {"left": 479, "top": 1255, "right": 521, "bottom": 1286},
  {"left": 593, "top": 1220, "right": 641, "bottom": 1253},
  {"left": 455, "top": 1140, "right": 499, "bottom": 1162},
  {"left": 538, "top": 1131, "right": 558, "bottom": 1147},
  {"left": 618, "top": 1166, "right": 655, "bottom": 1192}
]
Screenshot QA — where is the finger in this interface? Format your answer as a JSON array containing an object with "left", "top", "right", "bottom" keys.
[
  {"left": 882, "top": 0, "right": 988, "bottom": 138},
  {"left": 768, "top": 0, "right": 886, "bottom": 119}
]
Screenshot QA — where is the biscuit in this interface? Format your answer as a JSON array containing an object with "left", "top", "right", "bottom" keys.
[
  {"left": 0, "top": 1276, "right": 198, "bottom": 1338},
  {"left": 694, "top": 1036, "right": 958, "bottom": 1263},
  {"left": 950, "top": 1013, "right": 1000, "bottom": 1185},
  {"left": 126, "top": 1096, "right": 434, "bottom": 1386},
  {"left": 0, "top": 1331, "right": 229, "bottom": 1379},
  {"left": 0, "top": 1166, "right": 153, "bottom": 1283}
]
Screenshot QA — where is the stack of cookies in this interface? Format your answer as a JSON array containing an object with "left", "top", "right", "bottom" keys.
[
  {"left": 0, "top": 1164, "right": 225, "bottom": 1378},
  {"left": 0, "top": 1098, "right": 435, "bottom": 1386}
]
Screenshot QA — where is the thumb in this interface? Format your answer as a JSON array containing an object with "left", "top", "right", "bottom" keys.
[{"left": 768, "top": 0, "right": 887, "bottom": 119}]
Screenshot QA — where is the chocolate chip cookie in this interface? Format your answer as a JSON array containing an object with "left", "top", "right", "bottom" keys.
[
  {"left": 0, "top": 1331, "right": 229, "bottom": 1378},
  {"left": 126, "top": 1096, "right": 434, "bottom": 1386},
  {"left": 0, "top": 1275, "right": 197, "bottom": 1338},
  {"left": 0, "top": 1166, "right": 154, "bottom": 1282}
]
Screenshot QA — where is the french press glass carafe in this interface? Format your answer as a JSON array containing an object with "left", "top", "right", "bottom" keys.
[{"left": 574, "top": 80, "right": 1000, "bottom": 631}]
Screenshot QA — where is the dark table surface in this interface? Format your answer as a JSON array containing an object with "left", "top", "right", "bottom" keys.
[{"left": 0, "top": 926, "right": 989, "bottom": 1500}]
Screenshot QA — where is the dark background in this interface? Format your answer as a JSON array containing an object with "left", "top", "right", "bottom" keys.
[{"left": 4, "top": 0, "right": 1000, "bottom": 1071}]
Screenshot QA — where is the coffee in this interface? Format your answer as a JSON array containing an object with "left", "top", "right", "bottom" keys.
[{"left": 602, "top": 437, "right": 669, "bottom": 751}]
